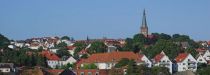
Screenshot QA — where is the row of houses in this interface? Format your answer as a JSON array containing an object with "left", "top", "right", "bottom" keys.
[
  {"left": 40, "top": 50, "right": 77, "bottom": 68},
  {"left": 41, "top": 46, "right": 210, "bottom": 74},
  {"left": 75, "top": 49, "right": 210, "bottom": 74}
]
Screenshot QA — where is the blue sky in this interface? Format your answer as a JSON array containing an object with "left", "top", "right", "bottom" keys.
[{"left": 0, "top": 0, "right": 210, "bottom": 40}]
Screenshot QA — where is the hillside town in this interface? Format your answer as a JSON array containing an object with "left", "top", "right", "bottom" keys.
[{"left": 0, "top": 10, "right": 210, "bottom": 75}]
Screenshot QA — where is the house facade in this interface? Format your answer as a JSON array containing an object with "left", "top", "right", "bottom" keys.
[
  {"left": 60, "top": 56, "right": 77, "bottom": 66},
  {"left": 0, "top": 63, "right": 14, "bottom": 73},
  {"left": 41, "top": 50, "right": 60, "bottom": 68},
  {"left": 136, "top": 54, "right": 152, "bottom": 68},
  {"left": 203, "top": 50, "right": 210, "bottom": 61},
  {"left": 77, "top": 51, "right": 147, "bottom": 70},
  {"left": 196, "top": 55, "right": 207, "bottom": 64},
  {"left": 153, "top": 51, "right": 172, "bottom": 73},
  {"left": 175, "top": 53, "right": 197, "bottom": 72}
]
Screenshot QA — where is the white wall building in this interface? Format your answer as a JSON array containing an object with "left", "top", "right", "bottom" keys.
[
  {"left": 77, "top": 51, "right": 142, "bottom": 70},
  {"left": 47, "top": 60, "right": 60, "bottom": 68},
  {"left": 175, "top": 53, "right": 197, "bottom": 72},
  {"left": 0, "top": 63, "right": 14, "bottom": 73},
  {"left": 203, "top": 50, "right": 210, "bottom": 61},
  {"left": 136, "top": 54, "right": 152, "bottom": 68},
  {"left": 196, "top": 55, "right": 207, "bottom": 64},
  {"left": 60, "top": 56, "right": 77, "bottom": 66},
  {"left": 153, "top": 51, "right": 173, "bottom": 73}
]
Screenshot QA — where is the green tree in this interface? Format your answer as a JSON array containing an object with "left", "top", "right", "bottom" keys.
[
  {"left": 126, "top": 60, "right": 150, "bottom": 75},
  {"left": 0, "top": 34, "right": 10, "bottom": 49},
  {"left": 55, "top": 42, "right": 67, "bottom": 48},
  {"left": 126, "top": 60, "right": 137, "bottom": 75},
  {"left": 56, "top": 48, "right": 71, "bottom": 58},
  {"left": 60, "top": 63, "right": 74, "bottom": 69},
  {"left": 123, "top": 38, "right": 133, "bottom": 51},
  {"left": 108, "top": 68, "right": 124, "bottom": 75},
  {"left": 159, "top": 33, "right": 171, "bottom": 40},
  {"left": 115, "top": 58, "right": 130, "bottom": 68},
  {"left": 151, "top": 66, "right": 170, "bottom": 75},
  {"left": 133, "top": 34, "right": 147, "bottom": 44},
  {"left": 61, "top": 36, "right": 70, "bottom": 40},
  {"left": 73, "top": 42, "right": 87, "bottom": 56},
  {"left": 37, "top": 46, "right": 43, "bottom": 52},
  {"left": 80, "top": 54, "right": 88, "bottom": 59},
  {"left": 81, "top": 63, "right": 97, "bottom": 69},
  {"left": 185, "top": 47, "right": 197, "bottom": 57},
  {"left": 143, "top": 39, "right": 180, "bottom": 59},
  {"left": 88, "top": 41, "right": 107, "bottom": 54},
  {"left": 172, "top": 34, "right": 190, "bottom": 42}
]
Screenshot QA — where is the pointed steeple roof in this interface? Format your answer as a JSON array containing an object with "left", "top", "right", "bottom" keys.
[
  {"left": 141, "top": 9, "right": 147, "bottom": 28},
  {"left": 86, "top": 35, "right": 89, "bottom": 41}
]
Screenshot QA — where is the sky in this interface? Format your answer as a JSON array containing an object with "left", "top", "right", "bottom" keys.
[{"left": 0, "top": 0, "right": 210, "bottom": 41}]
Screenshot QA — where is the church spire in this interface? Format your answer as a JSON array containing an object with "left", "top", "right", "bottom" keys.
[
  {"left": 140, "top": 9, "right": 149, "bottom": 37},
  {"left": 142, "top": 9, "right": 147, "bottom": 28}
]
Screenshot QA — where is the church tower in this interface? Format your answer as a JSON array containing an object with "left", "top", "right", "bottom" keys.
[{"left": 140, "top": 9, "right": 148, "bottom": 37}]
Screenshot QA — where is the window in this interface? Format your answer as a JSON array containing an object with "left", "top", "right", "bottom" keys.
[
  {"left": 88, "top": 72, "right": 92, "bottom": 75},
  {"left": 107, "top": 64, "right": 110, "bottom": 67},
  {"left": 199, "top": 59, "right": 202, "bottom": 61},
  {"left": 80, "top": 72, "right": 84, "bottom": 75},
  {"left": 95, "top": 72, "right": 99, "bottom": 75},
  {"left": 6, "top": 69, "right": 9, "bottom": 72},
  {"left": 183, "top": 67, "right": 186, "bottom": 70},
  {"left": 162, "top": 60, "right": 165, "bottom": 62}
]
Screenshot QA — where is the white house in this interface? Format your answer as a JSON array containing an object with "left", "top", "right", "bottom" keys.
[
  {"left": 14, "top": 42, "right": 24, "bottom": 48},
  {"left": 136, "top": 54, "right": 152, "bottom": 68},
  {"left": 47, "top": 60, "right": 60, "bottom": 69},
  {"left": 8, "top": 45, "right": 16, "bottom": 49},
  {"left": 60, "top": 56, "right": 77, "bottom": 66},
  {"left": 57, "top": 39, "right": 73, "bottom": 46},
  {"left": 196, "top": 55, "right": 207, "bottom": 64},
  {"left": 67, "top": 46, "right": 76, "bottom": 55},
  {"left": 41, "top": 50, "right": 60, "bottom": 68},
  {"left": 49, "top": 48, "right": 59, "bottom": 53},
  {"left": 77, "top": 51, "right": 142, "bottom": 69},
  {"left": 107, "top": 45, "right": 117, "bottom": 53},
  {"left": 203, "top": 50, "right": 210, "bottom": 61},
  {"left": 153, "top": 51, "right": 172, "bottom": 73},
  {"left": 175, "top": 53, "right": 197, "bottom": 72},
  {"left": 0, "top": 63, "right": 14, "bottom": 73}
]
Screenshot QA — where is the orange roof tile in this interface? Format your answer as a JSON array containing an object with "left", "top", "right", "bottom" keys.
[
  {"left": 41, "top": 50, "right": 60, "bottom": 61},
  {"left": 48, "top": 69, "right": 64, "bottom": 73},
  {"left": 80, "top": 51, "right": 139, "bottom": 64},
  {"left": 175, "top": 53, "right": 188, "bottom": 63},
  {"left": 208, "top": 41, "right": 210, "bottom": 45},
  {"left": 154, "top": 53, "right": 165, "bottom": 62},
  {"left": 196, "top": 48, "right": 206, "bottom": 52}
]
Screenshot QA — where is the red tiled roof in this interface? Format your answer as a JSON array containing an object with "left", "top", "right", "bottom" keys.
[
  {"left": 175, "top": 53, "right": 188, "bottom": 63},
  {"left": 80, "top": 51, "right": 139, "bottom": 64},
  {"left": 48, "top": 69, "right": 64, "bottom": 73},
  {"left": 136, "top": 54, "right": 144, "bottom": 62},
  {"left": 41, "top": 50, "right": 60, "bottom": 61},
  {"left": 196, "top": 48, "right": 206, "bottom": 52},
  {"left": 147, "top": 35, "right": 155, "bottom": 39},
  {"left": 154, "top": 53, "right": 165, "bottom": 62}
]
